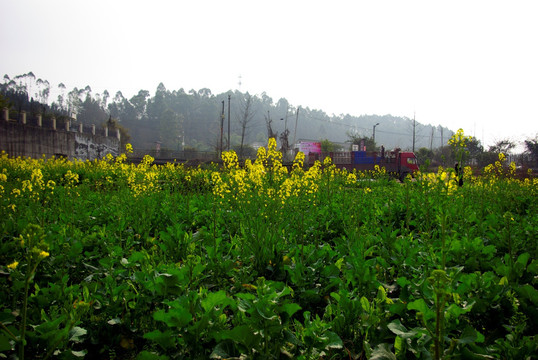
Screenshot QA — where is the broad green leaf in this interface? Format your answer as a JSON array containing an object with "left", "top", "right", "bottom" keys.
[
  {"left": 481, "top": 245, "right": 497, "bottom": 257},
  {"left": 387, "top": 319, "right": 417, "bottom": 339},
  {"left": 389, "top": 302, "right": 407, "bottom": 316},
  {"left": 330, "top": 292, "right": 341, "bottom": 302},
  {"left": 283, "top": 328, "right": 300, "bottom": 346},
  {"left": 335, "top": 257, "right": 344, "bottom": 270},
  {"left": 516, "top": 252, "right": 530, "bottom": 268},
  {"left": 236, "top": 292, "right": 256, "bottom": 300},
  {"left": 201, "top": 290, "right": 233, "bottom": 312},
  {"left": 457, "top": 326, "right": 480, "bottom": 345},
  {"left": 516, "top": 284, "right": 538, "bottom": 305},
  {"left": 143, "top": 330, "right": 176, "bottom": 350},
  {"left": 136, "top": 350, "right": 170, "bottom": 360},
  {"left": 256, "top": 305, "right": 277, "bottom": 321},
  {"left": 34, "top": 315, "right": 66, "bottom": 334},
  {"left": 0, "top": 334, "right": 12, "bottom": 352},
  {"left": 153, "top": 307, "right": 192, "bottom": 328},
  {"left": 191, "top": 262, "right": 206, "bottom": 278},
  {"left": 360, "top": 296, "right": 371, "bottom": 312},
  {"left": 514, "top": 252, "right": 531, "bottom": 276},
  {"left": 69, "top": 326, "right": 87, "bottom": 343},
  {"left": 128, "top": 251, "right": 146, "bottom": 264},
  {"left": 280, "top": 303, "right": 301, "bottom": 317},
  {"left": 215, "top": 325, "right": 261, "bottom": 349},
  {"left": 107, "top": 318, "right": 121, "bottom": 325},
  {"left": 528, "top": 259, "right": 538, "bottom": 274},
  {"left": 324, "top": 331, "right": 343, "bottom": 349},
  {"left": 394, "top": 336, "right": 403, "bottom": 357},
  {"left": 407, "top": 299, "right": 435, "bottom": 321},
  {"left": 210, "top": 341, "right": 232, "bottom": 359},
  {"left": 370, "top": 343, "right": 397, "bottom": 360},
  {"left": 445, "top": 303, "right": 473, "bottom": 320},
  {"left": 276, "top": 284, "right": 292, "bottom": 298},
  {"left": 396, "top": 276, "right": 410, "bottom": 287},
  {"left": 237, "top": 298, "right": 253, "bottom": 313},
  {"left": 71, "top": 350, "right": 87, "bottom": 357},
  {"left": 450, "top": 239, "right": 462, "bottom": 252},
  {"left": 0, "top": 311, "right": 15, "bottom": 324}
]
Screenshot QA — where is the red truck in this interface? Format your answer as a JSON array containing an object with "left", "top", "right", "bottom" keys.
[{"left": 306, "top": 149, "right": 419, "bottom": 180}]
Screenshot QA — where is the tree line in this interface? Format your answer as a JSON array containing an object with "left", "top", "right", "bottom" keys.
[{"left": 2, "top": 72, "right": 536, "bottom": 167}]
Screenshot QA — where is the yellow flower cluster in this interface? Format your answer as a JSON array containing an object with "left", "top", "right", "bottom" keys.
[
  {"left": 448, "top": 128, "right": 473, "bottom": 149},
  {"left": 374, "top": 165, "right": 387, "bottom": 177},
  {"left": 18, "top": 168, "right": 48, "bottom": 201},
  {"left": 222, "top": 151, "right": 239, "bottom": 170},
  {"left": 13, "top": 224, "right": 50, "bottom": 268},
  {"left": 0, "top": 171, "right": 6, "bottom": 195},
  {"left": 346, "top": 172, "right": 358, "bottom": 185},
  {"left": 483, "top": 153, "right": 517, "bottom": 180},
  {"left": 292, "top": 151, "right": 305, "bottom": 172},
  {"left": 212, "top": 139, "right": 326, "bottom": 208},
  {"left": 1, "top": 136, "right": 535, "bottom": 224},
  {"left": 355, "top": 165, "right": 387, "bottom": 180},
  {"left": 141, "top": 154, "right": 155, "bottom": 167},
  {"left": 64, "top": 170, "right": 79, "bottom": 187},
  {"left": 126, "top": 165, "right": 159, "bottom": 197},
  {"left": 115, "top": 153, "right": 127, "bottom": 163},
  {"left": 0, "top": 144, "right": 163, "bottom": 202},
  {"left": 211, "top": 171, "right": 228, "bottom": 198},
  {"left": 277, "top": 158, "right": 322, "bottom": 204},
  {"left": 418, "top": 166, "right": 460, "bottom": 195}
]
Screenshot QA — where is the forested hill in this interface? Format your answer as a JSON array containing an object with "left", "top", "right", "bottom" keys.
[
  {"left": 107, "top": 86, "right": 455, "bottom": 152},
  {"left": 1, "top": 73, "right": 454, "bottom": 152}
]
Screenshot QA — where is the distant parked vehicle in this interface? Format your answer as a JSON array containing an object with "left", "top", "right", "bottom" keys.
[{"left": 306, "top": 149, "right": 419, "bottom": 181}]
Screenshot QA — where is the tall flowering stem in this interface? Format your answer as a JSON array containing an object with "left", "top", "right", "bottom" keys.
[
  {"left": 448, "top": 129, "right": 473, "bottom": 183},
  {"left": 6, "top": 224, "right": 50, "bottom": 360}
]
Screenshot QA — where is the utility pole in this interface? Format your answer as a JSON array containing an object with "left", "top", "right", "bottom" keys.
[
  {"left": 373, "top": 122, "right": 380, "bottom": 149},
  {"left": 293, "top": 106, "right": 300, "bottom": 149},
  {"left": 280, "top": 105, "right": 289, "bottom": 157},
  {"left": 430, "top": 127, "right": 434, "bottom": 151},
  {"left": 227, "top": 94, "right": 231, "bottom": 151},
  {"left": 412, "top": 112, "right": 416, "bottom": 153},
  {"left": 220, "top": 100, "right": 225, "bottom": 157},
  {"left": 284, "top": 105, "right": 289, "bottom": 134}
]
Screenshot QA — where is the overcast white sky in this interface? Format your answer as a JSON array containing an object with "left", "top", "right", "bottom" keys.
[{"left": 1, "top": 0, "right": 537, "bottom": 150}]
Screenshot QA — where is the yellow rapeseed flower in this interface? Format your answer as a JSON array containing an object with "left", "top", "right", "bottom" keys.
[
  {"left": 448, "top": 128, "right": 473, "bottom": 148},
  {"left": 222, "top": 150, "right": 239, "bottom": 170},
  {"left": 7, "top": 261, "right": 19, "bottom": 270},
  {"left": 346, "top": 172, "right": 357, "bottom": 184}
]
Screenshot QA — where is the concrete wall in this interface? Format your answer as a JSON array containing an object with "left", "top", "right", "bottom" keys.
[
  {"left": 0, "top": 116, "right": 120, "bottom": 161},
  {"left": 74, "top": 132, "right": 119, "bottom": 160}
]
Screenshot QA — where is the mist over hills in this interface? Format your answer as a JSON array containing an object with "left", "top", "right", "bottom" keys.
[
  {"left": 1, "top": 73, "right": 454, "bottom": 152},
  {"left": 89, "top": 86, "right": 456, "bottom": 153}
]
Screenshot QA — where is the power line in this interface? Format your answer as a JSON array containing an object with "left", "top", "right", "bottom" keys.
[{"left": 303, "top": 114, "right": 451, "bottom": 140}]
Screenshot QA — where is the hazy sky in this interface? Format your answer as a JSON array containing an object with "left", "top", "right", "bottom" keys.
[{"left": 1, "top": 0, "right": 537, "bottom": 150}]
